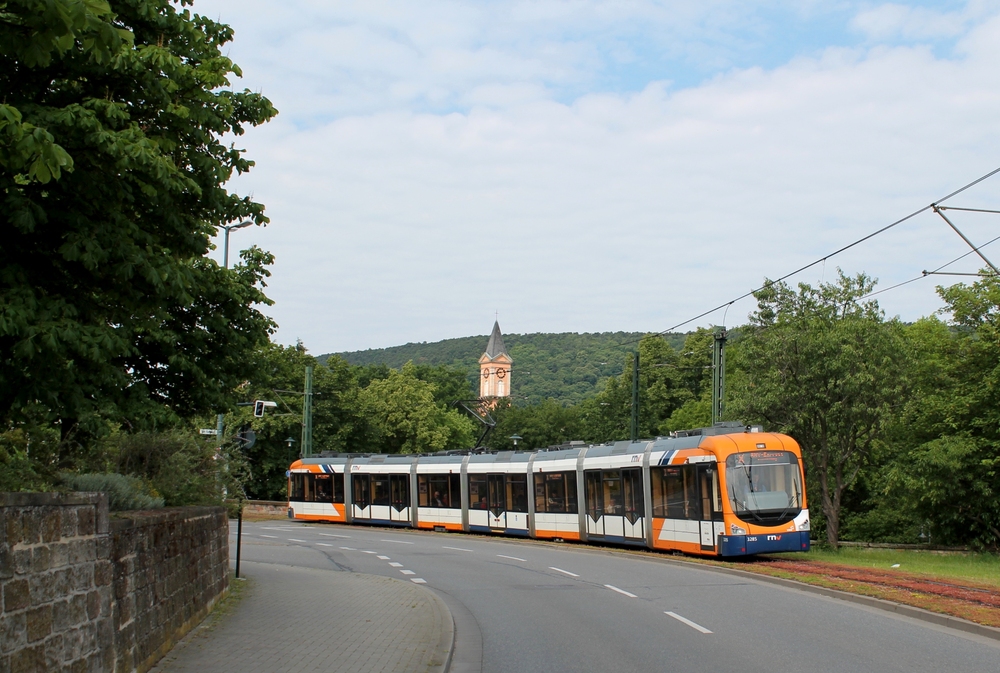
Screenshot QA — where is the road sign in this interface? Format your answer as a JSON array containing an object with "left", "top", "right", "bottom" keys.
[{"left": 199, "top": 429, "right": 218, "bottom": 435}]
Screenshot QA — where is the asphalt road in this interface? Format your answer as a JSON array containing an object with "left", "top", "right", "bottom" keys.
[{"left": 231, "top": 520, "right": 999, "bottom": 673}]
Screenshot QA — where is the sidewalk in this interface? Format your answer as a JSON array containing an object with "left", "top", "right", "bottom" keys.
[{"left": 149, "top": 561, "right": 454, "bottom": 673}]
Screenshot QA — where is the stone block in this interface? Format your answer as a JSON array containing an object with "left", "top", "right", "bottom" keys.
[
  {"left": 29, "top": 547, "right": 50, "bottom": 574},
  {"left": 76, "top": 508, "right": 94, "bottom": 537},
  {"left": 3, "top": 580, "right": 29, "bottom": 612},
  {"left": 39, "top": 512, "right": 60, "bottom": 544},
  {"left": 86, "top": 591, "right": 100, "bottom": 621},
  {"left": 11, "top": 550, "right": 30, "bottom": 577},
  {"left": 19, "top": 512, "right": 39, "bottom": 547},
  {"left": 93, "top": 562, "right": 111, "bottom": 588},
  {"left": 8, "top": 644, "right": 42, "bottom": 673},
  {"left": 27, "top": 574, "right": 55, "bottom": 605},
  {"left": 0, "top": 613, "right": 26, "bottom": 655},
  {"left": 25, "top": 606, "right": 52, "bottom": 643},
  {"left": 3, "top": 512, "right": 21, "bottom": 549},
  {"left": 59, "top": 509, "right": 78, "bottom": 540},
  {"left": 43, "top": 633, "right": 64, "bottom": 671},
  {"left": 51, "top": 599, "right": 73, "bottom": 632},
  {"left": 48, "top": 541, "right": 69, "bottom": 569}
]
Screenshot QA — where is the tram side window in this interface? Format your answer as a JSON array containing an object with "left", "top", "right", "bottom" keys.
[
  {"left": 315, "top": 475, "right": 333, "bottom": 502},
  {"left": 333, "top": 473, "right": 345, "bottom": 504},
  {"left": 390, "top": 474, "right": 409, "bottom": 509},
  {"left": 622, "top": 469, "right": 644, "bottom": 519},
  {"left": 469, "top": 475, "right": 488, "bottom": 509},
  {"left": 651, "top": 466, "right": 699, "bottom": 519},
  {"left": 352, "top": 475, "right": 370, "bottom": 508},
  {"left": 418, "top": 474, "right": 461, "bottom": 508},
  {"left": 372, "top": 475, "right": 391, "bottom": 506},
  {"left": 289, "top": 474, "right": 306, "bottom": 502},
  {"left": 507, "top": 474, "right": 528, "bottom": 513},
  {"left": 534, "top": 472, "right": 578, "bottom": 513},
  {"left": 603, "top": 470, "right": 623, "bottom": 515}
]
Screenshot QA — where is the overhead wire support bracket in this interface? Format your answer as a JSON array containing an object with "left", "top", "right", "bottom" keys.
[{"left": 932, "top": 204, "right": 1000, "bottom": 276}]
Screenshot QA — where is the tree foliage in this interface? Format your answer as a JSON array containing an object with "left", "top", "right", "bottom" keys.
[
  {"left": 728, "top": 272, "right": 908, "bottom": 548},
  {"left": 884, "top": 277, "right": 1000, "bottom": 550},
  {"left": 1, "top": 0, "right": 278, "bottom": 441}
]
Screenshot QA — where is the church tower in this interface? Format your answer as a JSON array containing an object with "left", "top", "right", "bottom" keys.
[{"left": 479, "top": 321, "right": 512, "bottom": 399}]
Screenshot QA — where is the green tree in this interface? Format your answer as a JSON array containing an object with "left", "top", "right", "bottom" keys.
[
  {"left": 728, "top": 272, "right": 908, "bottom": 548},
  {"left": 360, "top": 363, "right": 475, "bottom": 454},
  {"left": 581, "top": 335, "right": 694, "bottom": 443},
  {"left": 1, "top": 1, "right": 277, "bottom": 445},
  {"left": 886, "top": 278, "right": 1000, "bottom": 549},
  {"left": 486, "top": 399, "right": 583, "bottom": 451}
]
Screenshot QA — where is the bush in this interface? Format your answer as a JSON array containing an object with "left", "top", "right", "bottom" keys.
[
  {"left": 112, "top": 431, "right": 225, "bottom": 507},
  {"left": 60, "top": 472, "right": 164, "bottom": 511}
]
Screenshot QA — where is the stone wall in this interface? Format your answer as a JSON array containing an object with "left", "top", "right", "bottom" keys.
[
  {"left": 111, "top": 507, "right": 229, "bottom": 673},
  {"left": 1, "top": 493, "right": 114, "bottom": 673},
  {"left": 241, "top": 500, "right": 288, "bottom": 518},
  {"left": 1, "top": 494, "right": 229, "bottom": 673}
]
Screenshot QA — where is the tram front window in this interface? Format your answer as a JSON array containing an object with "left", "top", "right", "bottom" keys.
[{"left": 726, "top": 451, "right": 802, "bottom": 526}]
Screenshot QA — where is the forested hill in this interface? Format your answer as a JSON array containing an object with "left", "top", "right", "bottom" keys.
[{"left": 322, "top": 332, "right": 687, "bottom": 405}]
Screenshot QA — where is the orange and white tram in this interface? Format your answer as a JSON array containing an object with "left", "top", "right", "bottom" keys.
[{"left": 286, "top": 423, "right": 811, "bottom": 557}]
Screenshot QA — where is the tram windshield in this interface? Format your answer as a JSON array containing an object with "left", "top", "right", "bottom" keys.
[{"left": 725, "top": 451, "right": 803, "bottom": 525}]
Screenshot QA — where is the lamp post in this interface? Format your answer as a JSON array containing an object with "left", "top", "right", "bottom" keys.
[
  {"left": 222, "top": 220, "right": 253, "bottom": 269},
  {"left": 509, "top": 434, "right": 522, "bottom": 448}
]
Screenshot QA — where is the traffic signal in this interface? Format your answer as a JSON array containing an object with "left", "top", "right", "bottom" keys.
[{"left": 254, "top": 400, "right": 265, "bottom": 417}]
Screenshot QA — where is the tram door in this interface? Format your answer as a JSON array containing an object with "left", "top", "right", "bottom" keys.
[
  {"left": 389, "top": 474, "right": 409, "bottom": 523},
  {"left": 585, "top": 471, "right": 604, "bottom": 536},
  {"left": 697, "top": 464, "right": 724, "bottom": 550},
  {"left": 585, "top": 469, "right": 645, "bottom": 540},
  {"left": 487, "top": 474, "right": 506, "bottom": 528}
]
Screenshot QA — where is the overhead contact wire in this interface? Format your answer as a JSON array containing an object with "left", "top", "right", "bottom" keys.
[{"left": 635, "top": 165, "right": 1000, "bottom": 341}]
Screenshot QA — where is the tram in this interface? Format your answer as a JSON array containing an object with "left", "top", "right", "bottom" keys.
[{"left": 286, "top": 422, "right": 810, "bottom": 557}]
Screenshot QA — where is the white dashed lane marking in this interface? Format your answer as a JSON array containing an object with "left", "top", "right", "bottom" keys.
[
  {"left": 497, "top": 555, "right": 526, "bottom": 562},
  {"left": 443, "top": 546, "right": 474, "bottom": 552},
  {"left": 288, "top": 539, "right": 306, "bottom": 542},
  {"left": 377, "top": 555, "right": 391, "bottom": 560},
  {"left": 665, "top": 612, "right": 712, "bottom": 634},
  {"left": 389, "top": 562, "right": 403, "bottom": 568},
  {"left": 605, "top": 585, "right": 637, "bottom": 598},
  {"left": 411, "top": 578, "right": 427, "bottom": 584},
  {"left": 549, "top": 567, "right": 579, "bottom": 578},
  {"left": 400, "top": 570, "right": 416, "bottom": 576},
  {"left": 319, "top": 533, "right": 350, "bottom": 538},
  {"left": 260, "top": 535, "right": 277, "bottom": 539},
  {"left": 380, "top": 539, "right": 414, "bottom": 544},
  {"left": 317, "top": 543, "right": 333, "bottom": 547},
  {"left": 340, "top": 547, "right": 356, "bottom": 551}
]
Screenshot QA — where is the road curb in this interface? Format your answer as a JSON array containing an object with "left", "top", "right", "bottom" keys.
[{"left": 420, "top": 581, "right": 456, "bottom": 673}]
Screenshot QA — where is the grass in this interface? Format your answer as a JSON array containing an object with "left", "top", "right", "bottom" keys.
[{"left": 773, "top": 547, "right": 1000, "bottom": 587}]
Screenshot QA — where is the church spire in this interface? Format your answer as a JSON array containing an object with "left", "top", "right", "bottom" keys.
[
  {"left": 484, "top": 320, "right": 508, "bottom": 359},
  {"left": 479, "top": 321, "right": 512, "bottom": 399}
]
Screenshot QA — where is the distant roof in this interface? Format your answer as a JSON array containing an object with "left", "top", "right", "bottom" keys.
[{"left": 484, "top": 321, "right": 509, "bottom": 359}]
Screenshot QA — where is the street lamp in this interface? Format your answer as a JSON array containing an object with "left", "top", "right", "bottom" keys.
[
  {"left": 509, "top": 434, "right": 522, "bottom": 448},
  {"left": 285, "top": 436, "right": 297, "bottom": 463},
  {"left": 222, "top": 220, "right": 253, "bottom": 269}
]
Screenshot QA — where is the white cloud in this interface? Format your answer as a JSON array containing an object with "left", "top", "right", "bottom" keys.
[{"left": 198, "top": 1, "right": 1000, "bottom": 352}]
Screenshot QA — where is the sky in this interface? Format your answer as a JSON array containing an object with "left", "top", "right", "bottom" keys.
[{"left": 196, "top": 0, "right": 1000, "bottom": 354}]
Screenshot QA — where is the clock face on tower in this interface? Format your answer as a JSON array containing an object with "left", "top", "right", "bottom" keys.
[
  {"left": 482, "top": 369, "right": 490, "bottom": 379},
  {"left": 496, "top": 368, "right": 506, "bottom": 379}
]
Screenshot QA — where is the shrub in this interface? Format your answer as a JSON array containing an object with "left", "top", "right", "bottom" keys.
[{"left": 60, "top": 472, "right": 164, "bottom": 511}]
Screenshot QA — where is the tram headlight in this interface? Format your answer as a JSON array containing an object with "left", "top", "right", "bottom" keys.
[
  {"left": 730, "top": 524, "right": 747, "bottom": 535},
  {"left": 796, "top": 518, "right": 810, "bottom": 532}
]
